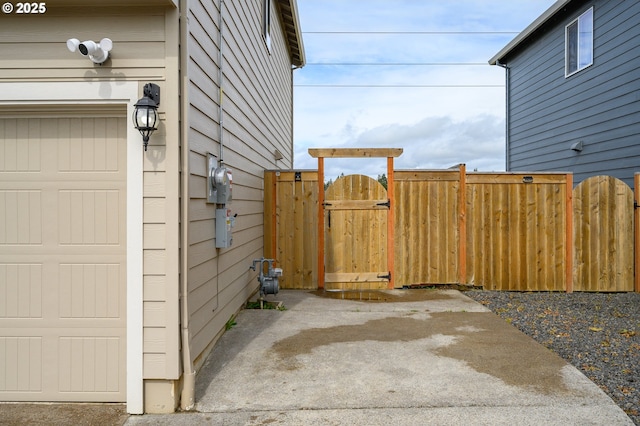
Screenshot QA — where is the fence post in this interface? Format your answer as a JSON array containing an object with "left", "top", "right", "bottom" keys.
[
  {"left": 458, "top": 164, "right": 467, "bottom": 285},
  {"left": 566, "top": 173, "right": 573, "bottom": 293},
  {"left": 387, "top": 157, "right": 395, "bottom": 289},
  {"left": 635, "top": 173, "right": 640, "bottom": 292},
  {"left": 263, "top": 171, "right": 277, "bottom": 260},
  {"left": 317, "top": 157, "right": 325, "bottom": 289}
]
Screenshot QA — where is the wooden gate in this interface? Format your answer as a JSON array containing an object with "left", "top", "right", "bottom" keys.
[
  {"left": 573, "top": 175, "right": 634, "bottom": 291},
  {"left": 310, "top": 148, "right": 403, "bottom": 289},
  {"left": 324, "top": 174, "right": 390, "bottom": 290}
]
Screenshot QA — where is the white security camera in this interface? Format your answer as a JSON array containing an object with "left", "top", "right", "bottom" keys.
[{"left": 66, "top": 38, "right": 113, "bottom": 64}]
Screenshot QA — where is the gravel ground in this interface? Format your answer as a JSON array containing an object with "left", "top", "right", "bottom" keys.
[{"left": 465, "top": 291, "right": 640, "bottom": 425}]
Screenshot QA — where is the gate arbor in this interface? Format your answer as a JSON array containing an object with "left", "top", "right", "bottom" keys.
[{"left": 310, "top": 148, "right": 402, "bottom": 290}]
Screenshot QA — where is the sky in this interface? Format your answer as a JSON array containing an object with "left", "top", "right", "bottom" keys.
[{"left": 292, "top": 0, "right": 557, "bottom": 180}]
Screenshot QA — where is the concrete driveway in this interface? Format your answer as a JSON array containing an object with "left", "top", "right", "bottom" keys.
[{"left": 126, "top": 289, "right": 633, "bottom": 425}]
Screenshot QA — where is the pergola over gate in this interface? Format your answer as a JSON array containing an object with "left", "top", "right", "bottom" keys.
[{"left": 309, "top": 148, "right": 403, "bottom": 290}]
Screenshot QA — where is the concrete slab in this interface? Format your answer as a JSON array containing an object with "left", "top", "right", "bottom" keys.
[{"left": 126, "top": 289, "right": 633, "bottom": 425}]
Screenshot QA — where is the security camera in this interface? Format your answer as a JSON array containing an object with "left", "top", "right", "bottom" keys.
[{"left": 66, "top": 38, "right": 113, "bottom": 65}]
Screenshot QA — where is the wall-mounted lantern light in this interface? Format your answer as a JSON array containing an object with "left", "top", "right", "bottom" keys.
[{"left": 133, "top": 83, "right": 160, "bottom": 151}]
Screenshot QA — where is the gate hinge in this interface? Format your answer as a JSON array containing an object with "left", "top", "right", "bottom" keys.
[
  {"left": 377, "top": 199, "right": 391, "bottom": 209},
  {"left": 322, "top": 202, "right": 332, "bottom": 206},
  {"left": 377, "top": 272, "right": 391, "bottom": 281},
  {"left": 635, "top": 200, "right": 640, "bottom": 209}
]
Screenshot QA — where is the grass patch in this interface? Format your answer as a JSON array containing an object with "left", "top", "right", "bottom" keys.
[
  {"left": 225, "top": 315, "right": 237, "bottom": 330},
  {"left": 246, "top": 300, "right": 285, "bottom": 310}
]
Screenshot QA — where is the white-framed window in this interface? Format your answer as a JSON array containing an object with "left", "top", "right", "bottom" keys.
[
  {"left": 262, "top": 0, "right": 272, "bottom": 51},
  {"left": 565, "top": 7, "right": 594, "bottom": 77}
]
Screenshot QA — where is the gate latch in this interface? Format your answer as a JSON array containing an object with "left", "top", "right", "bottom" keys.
[
  {"left": 376, "top": 199, "right": 391, "bottom": 209},
  {"left": 377, "top": 272, "right": 391, "bottom": 281}
]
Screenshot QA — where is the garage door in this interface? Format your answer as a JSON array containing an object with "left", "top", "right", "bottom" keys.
[{"left": 0, "top": 109, "right": 127, "bottom": 402}]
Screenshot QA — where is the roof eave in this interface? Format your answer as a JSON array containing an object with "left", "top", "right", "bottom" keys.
[
  {"left": 275, "top": 0, "right": 306, "bottom": 67},
  {"left": 46, "top": 0, "right": 177, "bottom": 6},
  {"left": 489, "top": 0, "right": 572, "bottom": 65}
]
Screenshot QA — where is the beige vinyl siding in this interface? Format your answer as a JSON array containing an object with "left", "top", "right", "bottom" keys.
[
  {"left": 0, "top": 9, "right": 166, "bottom": 81},
  {"left": 141, "top": 8, "right": 181, "bottom": 381},
  {"left": 0, "top": 3, "right": 182, "bottom": 385},
  {"left": 185, "top": 0, "right": 295, "bottom": 362},
  {"left": 0, "top": 111, "right": 127, "bottom": 402}
]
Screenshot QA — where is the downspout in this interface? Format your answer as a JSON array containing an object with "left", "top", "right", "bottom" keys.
[
  {"left": 180, "top": 0, "right": 196, "bottom": 411},
  {"left": 496, "top": 60, "right": 510, "bottom": 170}
]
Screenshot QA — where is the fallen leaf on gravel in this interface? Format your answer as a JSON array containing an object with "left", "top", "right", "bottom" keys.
[
  {"left": 589, "top": 327, "right": 603, "bottom": 332},
  {"left": 620, "top": 329, "right": 636, "bottom": 338},
  {"left": 619, "top": 386, "right": 635, "bottom": 395}
]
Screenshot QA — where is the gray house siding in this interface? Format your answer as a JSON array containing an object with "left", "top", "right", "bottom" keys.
[{"left": 502, "top": 0, "right": 640, "bottom": 189}]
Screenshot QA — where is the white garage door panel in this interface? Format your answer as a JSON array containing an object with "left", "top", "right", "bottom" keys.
[{"left": 0, "top": 113, "right": 126, "bottom": 402}]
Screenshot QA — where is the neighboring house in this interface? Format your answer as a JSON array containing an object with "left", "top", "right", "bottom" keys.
[
  {"left": 0, "top": 0, "right": 304, "bottom": 414},
  {"left": 489, "top": 0, "right": 640, "bottom": 189}
]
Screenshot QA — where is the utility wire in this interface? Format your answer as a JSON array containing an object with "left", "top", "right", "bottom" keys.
[
  {"left": 302, "top": 31, "right": 519, "bottom": 34},
  {"left": 299, "top": 32, "right": 506, "bottom": 88},
  {"left": 294, "top": 84, "right": 503, "bottom": 88},
  {"left": 304, "top": 62, "right": 488, "bottom": 66}
]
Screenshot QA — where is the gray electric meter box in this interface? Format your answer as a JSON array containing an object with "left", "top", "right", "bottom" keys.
[
  {"left": 216, "top": 208, "right": 234, "bottom": 248},
  {"left": 207, "top": 154, "right": 233, "bottom": 204},
  {"left": 215, "top": 167, "right": 232, "bottom": 203}
]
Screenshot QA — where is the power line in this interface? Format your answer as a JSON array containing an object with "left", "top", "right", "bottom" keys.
[
  {"left": 305, "top": 62, "right": 488, "bottom": 66},
  {"left": 302, "top": 31, "right": 519, "bottom": 35},
  {"left": 294, "top": 84, "right": 503, "bottom": 88}
]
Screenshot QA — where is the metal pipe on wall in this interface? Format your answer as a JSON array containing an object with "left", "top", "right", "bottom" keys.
[{"left": 218, "top": 0, "right": 225, "bottom": 164}]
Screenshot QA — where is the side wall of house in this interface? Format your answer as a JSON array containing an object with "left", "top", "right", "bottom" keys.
[
  {"left": 185, "top": 0, "right": 294, "bottom": 364},
  {"left": 506, "top": 0, "right": 640, "bottom": 188}
]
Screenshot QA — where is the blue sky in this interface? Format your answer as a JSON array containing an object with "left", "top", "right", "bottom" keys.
[{"left": 293, "top": 0, "right": 557, "bottom": 179}]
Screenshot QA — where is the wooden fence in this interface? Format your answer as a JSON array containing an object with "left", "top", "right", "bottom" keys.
[{"left": 264, "top": 168, "right": 639, "bottom": 292}]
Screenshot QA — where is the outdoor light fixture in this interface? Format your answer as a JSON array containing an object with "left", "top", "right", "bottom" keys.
[{"left": 133, "top": 83, "right": 160, "bottom": 151}]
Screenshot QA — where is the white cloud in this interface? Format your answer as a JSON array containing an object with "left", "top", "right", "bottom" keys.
[{"left": 297, "top": 114, "right": 505, "bottom": 179}]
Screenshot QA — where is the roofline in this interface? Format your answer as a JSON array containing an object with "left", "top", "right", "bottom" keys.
[
  {"left": 276, "top": 0, "right": 306, "bottom": 67},
  {"left": 46, "top": 0, "right": 177, "bottom": 6},
  {"left": 489, "top": 0, "right": 572, "bottom": 65}
]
